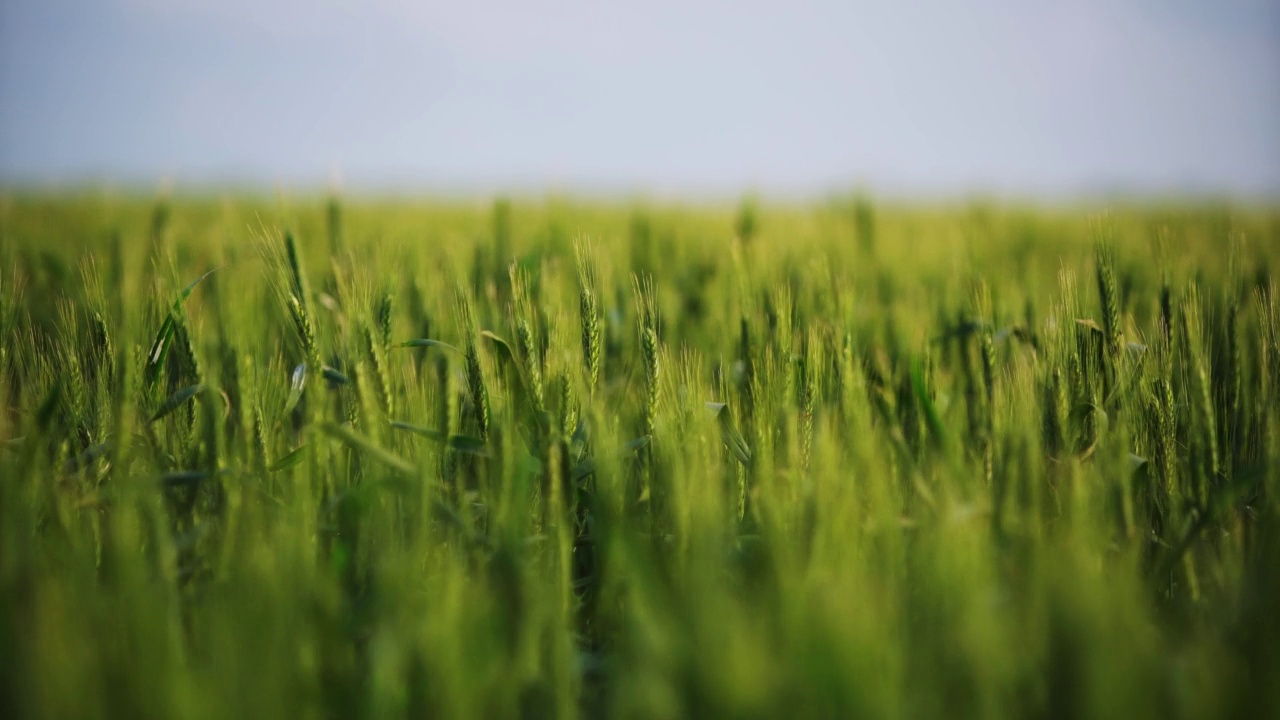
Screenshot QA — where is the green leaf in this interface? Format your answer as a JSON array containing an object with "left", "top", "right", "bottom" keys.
[
  {"left": 283, "top": 364, "right": 306, "bottom": 415},
  {"left": 177, "top": 268, "right": 219, "bottom": 304},
  {"left": 389, "top": 420, "right": 445, "bottom": 442},
  {"left": 398, "top": 338, "right": 462, "bottom": 354},
  {"left": 62, "top": 443, "right": 111, "bottom": 473},
  {"left": 268, "top": 444, "right": 308, "bottom": 472},
  {"left": 571, "top": 458, "right": 596, "bottom": 483},
  {"left": 479, "top": 330, "right": 517, "bottom": 362},
  {"left": 151, "top": 384, "right": 206, "bottom": 422},
  {"left": 318, "top": 422, "right": 415, "bottom": 474},
  {"left": 910, "top": 360, "right": 947, "bottom": 451},
  {"left": 389, "top": 421, "right": 488, "bottom": 456},
  {"left": 706, "top": 402, "right": 752, "bottom": 468},
  {"left": 1074, "top": 318, "right": 1104, "bottom": 335},
  {"left": 480, "top": 330, "right": 534, "bottom": 404},
  {"left": 322, "top": 366, "right": 349, "bottom": 385},
  {"left": 447, "top": 435, "right": 488, "bottom": 456},
  {"left": 622, "top": 436, "right": 651, "bottom": 453},
  {"left": 144, "top": 269, "right": 216, "bottom": 386}
]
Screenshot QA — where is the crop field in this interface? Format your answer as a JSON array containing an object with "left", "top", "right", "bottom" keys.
[{"left": 1, "top": 195, "right": 1278, "bottom": 719}]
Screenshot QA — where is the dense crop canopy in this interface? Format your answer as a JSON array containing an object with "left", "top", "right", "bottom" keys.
[{"left": 1, "top": 196, "right": 1277, "bottom": 719}]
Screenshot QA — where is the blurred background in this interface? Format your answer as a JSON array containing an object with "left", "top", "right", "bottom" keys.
[{"left": 1, "top": 0, "right": 1277, "bottom": 199}]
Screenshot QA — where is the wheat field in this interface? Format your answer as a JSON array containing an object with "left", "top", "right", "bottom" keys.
[{"left": 1, "top": 195, "right": 1277, "bottom": 719}]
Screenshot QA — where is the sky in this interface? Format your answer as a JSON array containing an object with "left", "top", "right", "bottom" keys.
[{"left": 1, "top": 0, "right": 1278, "bottom": 198}]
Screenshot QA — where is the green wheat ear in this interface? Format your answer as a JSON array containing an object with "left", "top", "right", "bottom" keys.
[
  {"left": 1181, "top": 284, "right": 1219, "bottom": 504},
  {"left": 1094, "top": 242, "right": 1122, "bottom": 360},
  {"left": 633, "top": 274, "right": 661, "bottom": 440},
  {"left": 457, "top": 290, "right": 490, "bottom": 441},
  {"left": 375, "top": 288, "right": 394, "bottom": 350},
  {"left": 574, "top": 240, "right": 602, "bottom": 395},
  {"left": 509, "top": 265, "right": 545, "bottom": 420},
  {"left": 556, "top": 373, "right": 577, "bottom": 441},
  {"left": 980, "top": 328, "right": 996, "bottom": 485},
  {"left": 517, "top": 318, "right": 544, "bottom": 417},
  {"left": 361, "top": 323, "right": 393, "bottom": 418},
  {"left": 284, "top": 231, "right": 309, "bottom": 302}
]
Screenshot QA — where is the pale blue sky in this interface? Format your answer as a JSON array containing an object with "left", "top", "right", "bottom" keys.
[{"left": 1, "top": 0, "right": 1278, "bottom": 197}]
